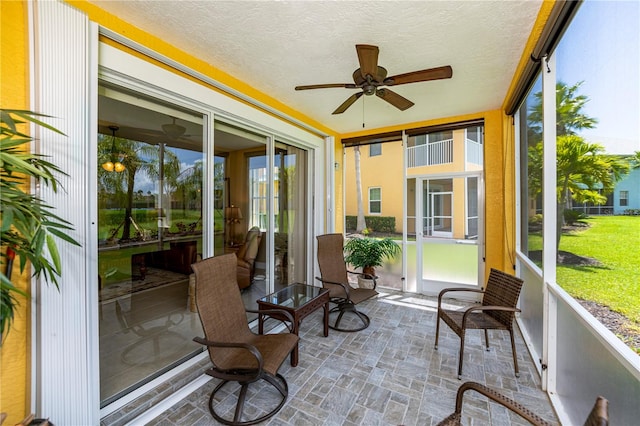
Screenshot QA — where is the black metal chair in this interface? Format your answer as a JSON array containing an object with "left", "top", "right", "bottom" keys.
[
  {"left": 435, "top": 268, "right": 524, "bottom": 379},
  {"left": 315, "top": 233, "right": 378, "bottom": 332}
]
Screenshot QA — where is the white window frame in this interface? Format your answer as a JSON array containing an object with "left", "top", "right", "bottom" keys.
[
  {"left": 369, "top": 187, "right": 381, "bottom": 214},
  {"left": 620, "top": 190, "right": 629, "bottom": 206}
]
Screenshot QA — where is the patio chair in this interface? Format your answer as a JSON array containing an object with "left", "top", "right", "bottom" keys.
[
  {"left": 437, "top": 381, "right": 608, "bottom": 426},
  {"left": 434, "top": 268, "right": 524, "bottom": 379},
  {"left": 191, "top": 254, "right": 299, "bottom": 426},
  {"left": 315, "top": 233, "right": 378, "bottom": 332}
]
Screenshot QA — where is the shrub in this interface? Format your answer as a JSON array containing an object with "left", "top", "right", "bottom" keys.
[
  {"left": 345, "top": 215, "right": 396, "bottom": 233},
  {"left": 564, "top": 209, "right": 588, "bottom": 225}
]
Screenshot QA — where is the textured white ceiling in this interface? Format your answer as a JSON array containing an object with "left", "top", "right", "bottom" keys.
[{"left": 90, "top": 0, "right": 542, "bottom": 135}]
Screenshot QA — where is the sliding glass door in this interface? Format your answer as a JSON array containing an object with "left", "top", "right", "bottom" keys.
[
  {"left": 97, "top": 83, "right": 205, "bottom": 406},
  {"left": 97, "top": 86, "right": 312, "bottom": 408}
]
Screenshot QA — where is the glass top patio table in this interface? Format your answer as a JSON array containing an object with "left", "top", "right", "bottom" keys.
[{"left": 257, "top": 283, "right": 330, "bottom": 367}]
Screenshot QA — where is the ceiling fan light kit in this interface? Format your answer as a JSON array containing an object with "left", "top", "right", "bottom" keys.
[
  {"left": 102, "top": 125, "right": 126, "bottom": 172},
  {"left": 295, "top": 44, "right": 452, "bottom": 114},
  {"left": 161, "top": 117, "right": 187, "bottom": 139}
]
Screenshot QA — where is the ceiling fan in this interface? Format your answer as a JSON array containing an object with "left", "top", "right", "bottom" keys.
[{"left": 295, "top": 44, "right": 452, "bottom": 114}]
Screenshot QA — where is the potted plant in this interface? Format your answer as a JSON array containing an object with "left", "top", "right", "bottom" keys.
[
  {"left": 0, "top": 109, "right": 79, "bottom": 343},
  {"left": 343, "top": 236, "right": 401, "bottom": 288}
]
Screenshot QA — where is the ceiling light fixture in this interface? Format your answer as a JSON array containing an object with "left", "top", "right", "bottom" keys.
[{"left": 101, "top": 125, "right": 126, "bottom": 173}]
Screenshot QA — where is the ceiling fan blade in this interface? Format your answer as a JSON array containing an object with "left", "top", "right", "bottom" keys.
[
  {"left": 332, "top": 92, "right": 364, "bottom": 115},
  {"left": 376, "top": 88, "right": 414, "bottom": 111},
  {"left": 356, "top": 44, "right": 379, "bottom": 79},
  {"left": 385, "top": 65, "right": 453, "bottom": 86},
  {"left": 295, "top": 83, "right": 357, "bottom": 90}
]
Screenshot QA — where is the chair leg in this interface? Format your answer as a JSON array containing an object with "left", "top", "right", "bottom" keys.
[
  {"left": 329, "top": 301, "right": 370, "bottom": 332},
  {"left": 233, "top": 384, "right": 249, "bottom": 423},
  {"left": 207, "top": 373, "right": 289, "bottom": 426},
  {"left": 484, "top": 329, "right": 490, "bottom": 351},
  {"left": 434, "top": 313, "right": 441, "bottom": 350},
  {"left": 334, "top": 309, "right": 346, "bottom": 330},
  {"left": 457, "top": 330, "right": 466, "bottom": 380},
  {"left": 509, "top": 329, "right": 520, "bottom": 377}
]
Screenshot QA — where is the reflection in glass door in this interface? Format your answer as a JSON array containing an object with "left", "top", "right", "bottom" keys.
[
  {"left": 274, "top": 142, "right": 307, "bottom": 288},
  {"left": 417, "top": 175, "right": 482, "bottom": 292},
  {"left": 97, "top": 83, "right": 205, "bottom": 406}
]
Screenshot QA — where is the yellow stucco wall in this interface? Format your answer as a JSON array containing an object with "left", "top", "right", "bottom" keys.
[
  {"left": 343, "top": 141, "right": 404, "bottom": 231},
  {"left": 0, "top": 1, "right": 31, "bottom": 423}
]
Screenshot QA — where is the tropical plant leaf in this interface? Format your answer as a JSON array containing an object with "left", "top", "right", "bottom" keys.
[
  {"left": 1, "top": 109, "right": 79, "bottom": 341},
  {"left": 46, "top": 234, "right": 62, "bottom": 273},
  {"left": 1, "top": 109, "right": 66, "bottom": 136}
]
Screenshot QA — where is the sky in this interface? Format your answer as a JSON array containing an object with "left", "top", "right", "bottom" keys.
[{"left": 556, "top": 0, "right": 640, "bottom": 155}]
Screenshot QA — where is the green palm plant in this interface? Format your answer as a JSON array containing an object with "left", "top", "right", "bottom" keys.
[
  {"left": 1, "top": 109, "right": 79, "bottom": 342},
  {"left": 528, "top": 135, "right": 629, "bottom": 249},
  {"left": 343, "top": 236, "right": 401, "bottom": 277}
]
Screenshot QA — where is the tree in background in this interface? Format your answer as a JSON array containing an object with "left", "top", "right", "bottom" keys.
[
  {"left": 528, "top": 82, "right": 629, "bottom": 249},
  {"left": 353, "top": 146, "right": 367, "bottom": 233},
  {"left": 529, "top": 81, "right": 598, "bottom": 138},
  {"left": 98, "top": 136, "right": 180, "bottom": 241}
]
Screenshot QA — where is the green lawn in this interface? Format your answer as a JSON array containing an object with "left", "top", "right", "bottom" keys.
[{"left": 556, "top": 216, "right": 640, "bottom": 325}]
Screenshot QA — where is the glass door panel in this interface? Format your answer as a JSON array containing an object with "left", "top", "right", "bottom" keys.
[
  {"left": 98, "top": 83, "right": 205, "bottom": 406},
  {"left": 418, "top": 175, "right": 481, "bottom": 292},
  {"left": 274, "top": 142, "right": 308, "bottom": 288},
  {"left": 214, "top": 121, "right": 268, "bottom": 311}
]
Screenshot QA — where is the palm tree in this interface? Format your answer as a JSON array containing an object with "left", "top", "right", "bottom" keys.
[
  {"left": 353, "top": 146, "right": 367, "bottom": 232},
  {"left": 98, "top": 137, "right": 180, "bottom": 241},
  {"left": 554, "top": 135, "right": 629, "bottom": 246},
  {"left": 631, "top": 151, "right": 640, "bottom": 169},
  {"left": 175, "top": 159, "right": 203, "bottom": 214},
  {"left": 528, "top": 81, "right": 599, "bottom": 138},
  {"left": 528, "top": 82, "right": 629, "bottom": 250}
]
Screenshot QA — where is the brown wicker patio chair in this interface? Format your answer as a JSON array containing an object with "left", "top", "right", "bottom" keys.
[
  {"left": 191, "top": 254, "right": 299, "bottom": 426},
  {"left": 437, "top": 381, "right": 608, "bottom": 426},
  {"left": 434, "top": 268, "right": 524, "bottom": 379},
  {"left": 315, "top": 233, "right": 378, "bottom": 332}
]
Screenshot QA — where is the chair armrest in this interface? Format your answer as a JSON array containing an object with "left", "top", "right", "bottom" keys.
[
  {"left": 437, "top": 287, "right": 484, "bottom": 307},
  {"left": 452, "top": 382, "right": 553, "bottom": 426},
  {"left": 193, "top": 336, "right": 263, "bottom": 380},
  {"left": 247, "top": 308, "right": 295, "bottom": 333},
  {"left": 461, "top": 305, "right": 521, "bottom": 325},
  {"left": 315, "top": 276, "right": 351, "bottom": 297}
]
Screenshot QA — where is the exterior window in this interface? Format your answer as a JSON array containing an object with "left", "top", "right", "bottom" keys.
[
  {"left": 620, "top": 190, "right": 629, "bottom": 206},
  {"left": 369, "top": 187, "right": 381, "bottom": 214},
  {"left": 369, "top": 143, "right": 381, "bottom": 157},
  {"left": 519, "top": 75, "right": 543, "bottom": 261},
  {"left": 249, "top": 155, "right": 268, "bottom": 230}
]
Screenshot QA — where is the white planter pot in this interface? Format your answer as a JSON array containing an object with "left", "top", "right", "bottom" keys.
[{"left": 357, "top": 275, "right": 375, "bottom": 289}]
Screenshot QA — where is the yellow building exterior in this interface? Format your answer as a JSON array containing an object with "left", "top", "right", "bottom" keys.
[
  {"left": 344, "top": 127, "right": 485, "bottom": 235},
  {"left": 0, "top": 0, "right": 554, "bottom": 422}
]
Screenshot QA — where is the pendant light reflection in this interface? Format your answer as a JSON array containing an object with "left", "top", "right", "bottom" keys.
[{"left": 102, "top": 125, "right": 126, "bottom": 172}]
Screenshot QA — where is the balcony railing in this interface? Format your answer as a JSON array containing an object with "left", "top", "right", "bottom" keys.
[
  {"left": 407, "top": 138, "right": 483, "bottom": 168},
  {"left": 407, "top": 138, "right": 453, "bottom": 167}
]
